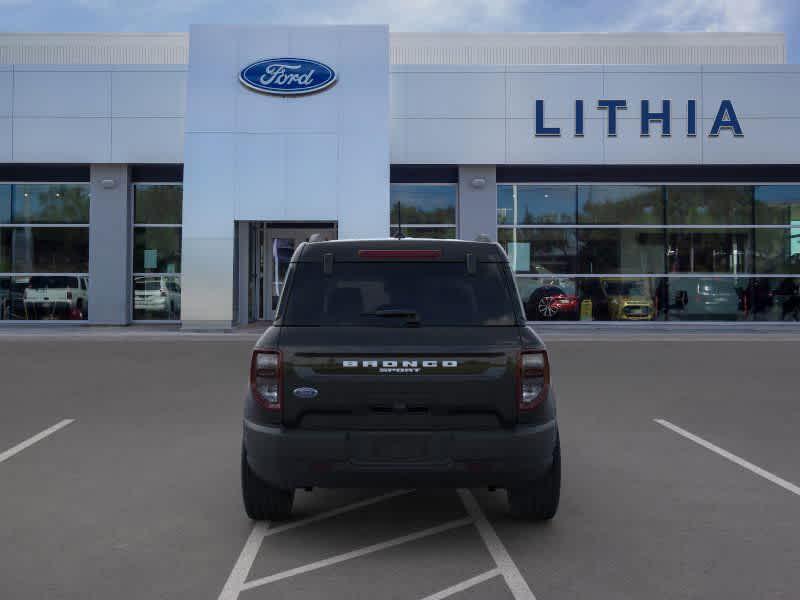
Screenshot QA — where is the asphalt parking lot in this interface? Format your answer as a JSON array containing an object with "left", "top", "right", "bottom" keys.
[{"left": 1, "top": 330, "right": 799, "bottom": 599}]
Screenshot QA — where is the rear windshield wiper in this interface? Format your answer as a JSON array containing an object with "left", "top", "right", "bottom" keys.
[{"left": 361, "top": 307, "right": 421, "bottom": 326}]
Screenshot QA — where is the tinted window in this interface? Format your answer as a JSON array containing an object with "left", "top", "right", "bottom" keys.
[
  {"left": 578, "top": 185, "right": 663, "bottom": 225},
  {"left": 281, "top": 261, "right": 518, "bottom": 326}
]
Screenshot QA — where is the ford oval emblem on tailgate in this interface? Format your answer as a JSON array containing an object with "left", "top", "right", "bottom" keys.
[{"left": 293, "top": 387, "right": 319, "bottom": 399}]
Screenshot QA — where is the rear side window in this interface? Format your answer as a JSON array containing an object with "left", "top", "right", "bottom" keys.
[{"left": 280, "top": 261, "right": 519, "bottom": 326}]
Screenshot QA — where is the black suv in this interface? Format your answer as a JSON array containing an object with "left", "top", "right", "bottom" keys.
[{"left": 242, "top": 239, "right": 561, "bottom": 520}]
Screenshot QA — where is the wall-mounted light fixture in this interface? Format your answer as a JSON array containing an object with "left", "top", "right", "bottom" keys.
[
  {"left": 101, "top": 178, "right": 116, "bottom": 189},
  {"left": 470, "top": 177, "right": 487, "bottom": 189}
]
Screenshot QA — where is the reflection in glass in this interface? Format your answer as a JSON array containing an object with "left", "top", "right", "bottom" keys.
[
  {"left": 133, "top": 275, "right": 181, "bottom": 320},
  {"left": 498, "top": 228, "right": 577, "bottom": 274},
  {"left": 578, "top": 229, "right": 665, "bottom": 274},
  {"left": 1, "top": 228, "right": 89, "bottom": 273},
  {"left": 755, "top": 228, "right": 800, "bottom": 274},
  {"left": 390, "top": 184, "right": 456, "bottom": 225},
  {"left": 133, "top": 227, "right": 181, "bottom": 273},
  {"left": 667, "top": 277, "right": 746, "bottom": 321},
  {"left": 666, "top": 229, "right": 752, "bottom": 274},
  {"left": 746, "top": 277, "right": 800, "bottom": 321},
  {"left": 498, "top": 185, "right": 575, "bottom": 225},
  {"left": 754, "top": 185, "right": 800, "bottom": 225},
  {"left": 578, "top": 277, "right": 663, "bottom": 321},
  {"left": 578, "top": 185, "right": 662, "bottom": 225},
  {"left": 2, "top": 184, "right": 90, "bottom": 224},
  {"left": 0, "top": 275, "right": 88, "bottom": 320},
  {"left": 516, "top": 277, "right": 579, "bottom": 321},
  {"left": 134, "top": 185, "right": 183, "bottom": 225},
  {"left": 666, "top": 186, "right": 752, "bottom": 225},
  {"left": 390, "top": 226, "right": 457, "bottom": 239}
]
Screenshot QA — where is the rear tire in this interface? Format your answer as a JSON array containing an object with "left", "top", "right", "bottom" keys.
[
  {"left": 241, "top": 446, "right": 294, "bottom": 521},
  {"left": 507, "top": 435, "right": 561, "bottom": 520}
]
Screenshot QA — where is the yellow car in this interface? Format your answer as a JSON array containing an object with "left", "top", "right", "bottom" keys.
[{"left": 600, "top": 279, "right": 655, "bottom": 321}]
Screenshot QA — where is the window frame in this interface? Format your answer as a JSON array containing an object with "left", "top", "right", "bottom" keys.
[
  {"left": 0, "top": 181, "right": 90, "bottom": 323},
  {"left": 498, "top": 182, "right": 800, "bottom": 324},
  {"left": 130, "top": 182, "right": 183, "bottom": 323},
  {"left": 389, "top": 182, "right": 459, "bottom": 239}
]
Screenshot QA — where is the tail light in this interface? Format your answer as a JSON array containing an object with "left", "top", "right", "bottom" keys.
[
  {"left": 250, "top": 350, "right": 282, "bottom": 410},
  {"left": 67, "top": 290, "right": 73, "bottom": 300},
  {"left": 519, "top": 350, "right": 550, "bottom": 411}
]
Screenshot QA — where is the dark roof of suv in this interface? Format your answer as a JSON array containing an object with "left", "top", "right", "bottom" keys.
[{"left": 295, "top": 238, "right": 508, "bottom": 262}]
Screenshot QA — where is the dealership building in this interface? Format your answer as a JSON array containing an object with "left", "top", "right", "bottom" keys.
[{"left": 0, "top": 27, "right": 799, "bottom": 327}]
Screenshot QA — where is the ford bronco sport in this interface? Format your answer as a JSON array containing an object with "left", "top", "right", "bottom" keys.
[{"left": 241, "top": 239, "right": 561, "bottom": 521}]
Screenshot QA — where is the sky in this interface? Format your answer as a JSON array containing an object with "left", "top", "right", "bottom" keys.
[{"left": 0, "top": 0, "right": 797, "bottom": 62}]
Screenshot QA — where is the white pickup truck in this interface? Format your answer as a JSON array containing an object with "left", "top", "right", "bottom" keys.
[{"left": 23, "top": 275, "right": 88, "bottom": 320}]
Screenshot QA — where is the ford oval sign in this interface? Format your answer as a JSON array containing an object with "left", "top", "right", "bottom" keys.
[{"left": 239, "top": 58, "right": 337, "bottom": 96}]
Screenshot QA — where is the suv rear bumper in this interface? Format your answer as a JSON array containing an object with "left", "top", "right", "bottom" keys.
[{"left": 243, "top": 417, "right": 557, "bottom": 490}]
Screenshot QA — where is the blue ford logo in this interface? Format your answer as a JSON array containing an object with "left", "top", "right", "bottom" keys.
[
  {"left": 239, "top": 58, "right": 337, "bottom": 96},
  {"left": 292, "top": 387, "right": 319, "bottom": 399}
]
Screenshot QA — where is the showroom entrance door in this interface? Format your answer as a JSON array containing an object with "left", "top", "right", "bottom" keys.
[{"left": 248, "top": 222, "right": 337, "bottom": 322}]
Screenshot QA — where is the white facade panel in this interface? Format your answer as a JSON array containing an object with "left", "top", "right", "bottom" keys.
[
  {"left": 14, "top": 70, "right": 110, "bottom": 117},
  {"left": 0, "top": 118, "right": 11, "bottom": 160},
  {"left": 111, "top": 117, "right": 184, "bottom": 163},
  {"left": 701, "top": 71, "right": 800, "bottom": 118},
  {"left": 234, "top": 134, "right": 285, "bottom": 221},
  {"left": 0, "top": 69, "right": 11, "bottom": 117},
  {"left": 111, "top": 70, "right": 186, "bottom": 117},
  {"left": 507, "top": 117, "right": 605, "bottom": 164},
  {"left": 402, "top": 71, "right": 505, "bottom": 118},
  {"left": 183, "top": 27, "right": 238, "bottom": 134},
  {"left": 285, "top": 134, "right": 338, "bottom": 221},
  {"left": 337, "top": 133, "right": 390, "bottom": 239},
  {"left": 182, "top": 132, "right": 235, "bottom": 238},
  {"left": 13, "top": 117, "right": 111, "bottom": 162},
  {"left": 603, "top": 70, "right": 701, "bottom": 119},
  {"left": 702, "top": 118, "right": 800, "bottom": 164},
  {"left": 606, "top": 118, "right": 701, "bottom": 164},
  {"left": 403, "top": 118, "right": 504, "bottom": 164},
  {"left": 506, "top": 70, "right": 603, "bottom": 119}
]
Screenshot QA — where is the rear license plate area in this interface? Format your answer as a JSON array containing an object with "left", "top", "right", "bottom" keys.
[{"left": 350, "top": 433, "right": 436, "bottom": 463}]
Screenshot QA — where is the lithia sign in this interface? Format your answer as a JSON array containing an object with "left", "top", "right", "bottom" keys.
[{"left": 535, "top": 99, "right": 743, "bottom": 138}]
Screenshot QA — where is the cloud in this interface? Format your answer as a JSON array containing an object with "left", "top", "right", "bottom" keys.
[
  {"left": 283, "top": 0, "right": 525, "bottom": 31},
  {"left": 621, "top": 0, "right": 781, "bottom": 32}
]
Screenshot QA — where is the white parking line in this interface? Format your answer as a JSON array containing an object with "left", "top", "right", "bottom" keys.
[
  {"left": 0, "top": 419, "right": 75, "bottom": 464},
  {"left": 655, "top": 418, "right": 800, "bottom": 497},
  {"left": 240, "top": 517, "right": 472, "bottom": 591},
  {"left": 418, "top": 569, "right": 501, "bottom": 600},
  {"left": 457, "top": 489, "right": 537, "bottom": 600},
  {"left": 217, "top": 489, "right": 413, "bottom": 600}
]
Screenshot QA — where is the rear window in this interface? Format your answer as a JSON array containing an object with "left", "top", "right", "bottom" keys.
[
  {"left": 29, "top": 276, "right": 79, "bottom": 289},
  {"left": 279, "top": 261, "right": 519, "bottom": 326}
]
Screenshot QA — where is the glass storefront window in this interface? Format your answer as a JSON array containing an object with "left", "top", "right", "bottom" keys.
[
  {"left": 745, "top": 277, "right": 800, "bottom": 321},
  {"left": 666, "top": 229, "right": 753, "bottom": 274},
  {"left": 133, "top": 275, "right": 181, "bottom": 320},
  {"left": 133, "top": 228, "right": 181, "bottom": 273},
  {"left": 390, "top": 183, "right": 457, "bottom": 238},
  {"left": 666, "top": 186, "right": 752, "bottom": 225},
  {"left": 498, "top": 185, "right": 575, "bottom": 225},
  {"left": 578, "top": 229, "right": 665, "bottom": 274},
  {"left": 1, "top": 184, "right": 90, "bottom": 225},
  {"left": 755, "top": 228, "right": 800, "bottom": 274},
  {"left": 0, "top": 182, "right": 90, "bottom": 321},
  {"left": 498, "top": 228, "right": 577, "bottom": 274},
  {"left": 133, "top": 185, "right": 182, "bottom": 225},
  {"left": 754, "top": 185, "right": 800, "bottom": 225},
  {"left": 666, "top": 277, "right": 747, "bottom": 321},
  {"left": 1, "top": 228, "right": 89, "bottom": 273},
  {"left": 132, "top": 184, "right": 183, "bottom": 320},
  {"left": 578, "top": 185, "right": 663, "bottom": 225}
]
